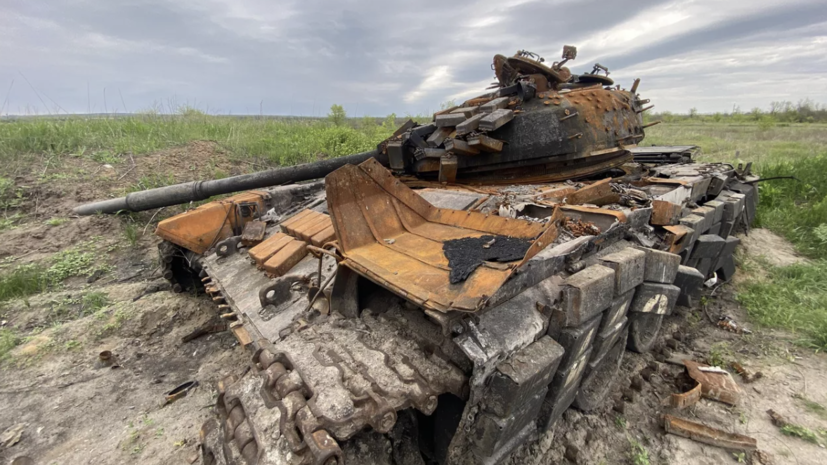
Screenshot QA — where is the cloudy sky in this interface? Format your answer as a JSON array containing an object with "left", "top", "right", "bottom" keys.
[{"left": 2, "top": 0, "right": 826, "bottom": 116}]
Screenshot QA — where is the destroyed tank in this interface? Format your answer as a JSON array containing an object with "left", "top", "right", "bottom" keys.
[{"left": 74, "top": 47, "right": 759, "bottom": 465}]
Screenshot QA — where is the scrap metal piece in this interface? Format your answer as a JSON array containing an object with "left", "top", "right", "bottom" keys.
[
  {"left": 240, "top": 220, "right": 267, "bottom": 247},
  {"left": 670, "top": 382, "right": 702, "bottom": 409},
  {"left": 684, "top": 360, "right": 741, "bottom": 405},
  {"left": 326, "top": 158, "right": 561, "bottom": 313},
  {"left": 663, "top": 414, "right": 757, "bottom": 451},
  {"left": 165, "top": 381, "right": 199, "bottom": 404}
]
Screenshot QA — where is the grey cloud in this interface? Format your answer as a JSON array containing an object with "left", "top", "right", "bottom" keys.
[
  {"left": 607, "top": 3, "right": 827, "bottom": 72},
  {"left": 1, "top": 0, "right": 825, "bottom": 115}
]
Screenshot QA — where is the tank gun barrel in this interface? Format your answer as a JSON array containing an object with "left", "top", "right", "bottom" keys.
[{"left": 73, "top": 149, "right": 381, "bottom": 215}]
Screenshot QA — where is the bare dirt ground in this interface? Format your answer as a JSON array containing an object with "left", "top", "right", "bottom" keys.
[{"left": 1, "top": 143, "right": 825, "bottom": 464}]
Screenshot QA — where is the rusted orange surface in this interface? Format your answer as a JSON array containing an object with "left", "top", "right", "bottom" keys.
[
  {"left": 684, "top": 360, "right": 742, "bottom": 406},
  {"left": 663, "top": 414, "right": 756, "bottom": 451},
  {"left": 651, "top": 199, "right": 683, "bottom": 225},
  {"left": 670, "top": 382, "right": 702, "bottom": 409},
  {"left": 263, "top": 240, "right": 308, "bottom": 277},
  {"left": 155, "top": 191, "right": 267, "bottom": 254},
  {"left": 663, "top": 224, "right": 692, "bottom": 253},
  {"left": 565, "top": 178, "right": 617, "bottom": 206},
  {"left": 559, "top": 205, "right": 627, "bottom": 223},
  {"left": 310, "top": 225, "right": 336, "bottom": 247},
  {"left": 248, "top": 232, "right": 294, "bottom": 268},
  {"left": 326, "top": 158, "right": 561, "bottom": 313}
]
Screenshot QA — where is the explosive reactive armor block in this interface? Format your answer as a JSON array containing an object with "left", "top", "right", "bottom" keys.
[
  {"left": 561, "top": 265, "right": 615, "bottom": 326},
  {"left": 485, "top": 336, "right": 565, "bottom": 418},
  {"left": 599, "top": 248, "right": 646, "bottom": 296},
  {"left": 674, "top": 265, "right": 705, "bottom": 307},
  {"left": 639, "top": 247, "right": 681, "bottom": 284},
  {"left": 629, "top": 282, "right": 681, "bottom": 315}
]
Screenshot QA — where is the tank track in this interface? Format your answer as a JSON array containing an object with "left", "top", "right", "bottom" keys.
[
  {"left": 200, "top": 302, "right": 467, "bottom": 465},
  {"left": 159, "top": 240, "right": 205, "bottom": 294}
]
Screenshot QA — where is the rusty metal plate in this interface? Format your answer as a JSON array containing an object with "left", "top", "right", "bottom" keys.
[
  {"left": 240, "top": 220, "right": 267, "bottom": 247},
  {"left": 684, "top": 360, "right": 741, "bottom": 406},
  {"left": 663, "top": 414, "right": 757, "bottom": 451},
  {"left": 326, "top": 158, "right": 561, "bottom": 313}
]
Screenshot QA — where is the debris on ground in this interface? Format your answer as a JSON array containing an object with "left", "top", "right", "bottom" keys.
[
  {"left": 767, "top": 409, "right": 789, "bottom": 428},
  {"left": 164, "top": 381, "right": 199, "bottom": 405},
  {"left": 95, "top": 350, "right": 121, "bottom": 369},
  {"left": 684, "top": 360, "right": 742, "bottom": 405},
  {"left": 731, "top": 362, "right": 763, "bottom": 383},
  {"left": 132, "top": 281, "right": 171, "bottom": 302},
  {"left": 181, "top": 321, "right": 227, "bottom": 343},
  {"left": 663, "top": 414, "right": 757, "bottom": 451},
  {"left": 670, "top": 382, "right": 703, "bottom": 409},
  {"left": 717, "top": 315, "right": 752, "bottom": 334}
]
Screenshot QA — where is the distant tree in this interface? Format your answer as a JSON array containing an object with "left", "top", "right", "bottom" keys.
[
  {"left": 689, "top": 107, "right": 698, "bottom": 118},
  {"left": 328, "top": 104, "right": 346, "bottom": 126},
  {"left": 382, "top": 112, "right": 397, "bottom": 130}
]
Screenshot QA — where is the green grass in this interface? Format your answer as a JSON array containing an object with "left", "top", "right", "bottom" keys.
[
  {"left": 738, "top": 261, "right": 827, "bottom": 348},
  {"left": 752, "top": 154, "right": 827, "bottom": 259},
  {"left": 645, "top": 123, "right": 827, "bottom": 166},
  {"left": 627, "top": 437, "right": 650, "bottom": 465},
  {"left": 0, "top": 243, "right": 110, "bottom": 303},
  {"left": 45, "top": 217, "right": 68, "bottom": 227},
  {"left": 123, "top": 221, "right": 139, "bottom": 247},
  {"left": 780, "top": 423, "right": 821, "bottom": 444},
  {"left": 0, "top": 264, "right": 48, "bottom": 301},
  {"left": 794, "top": 394, "right": 827, "bottom": 420},
  {"left": 732, "top": 152, "right": 827, "bottom": 349},
  {"left": 0, "top": 113, "right": 403, "bottom": 176},
  {"left": 647, "top": 123, "right": 827, "bottom": 349},
  {"left": 0, "top": 328, "right": 20, "bottom": 360}
]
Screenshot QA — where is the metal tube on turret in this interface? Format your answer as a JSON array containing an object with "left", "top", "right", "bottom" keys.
[{"left": 73, "top": 149, "right": 382, "bottom": 215}]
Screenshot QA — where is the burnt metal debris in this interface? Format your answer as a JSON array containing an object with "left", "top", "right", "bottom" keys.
[
  {"left": 443, "top": 235, "right": 533, "bottom": 284},
  {"left": 75, "top": 46, "right": 760, "bottom": 465}
]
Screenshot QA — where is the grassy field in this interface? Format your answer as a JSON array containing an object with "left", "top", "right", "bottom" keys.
[
  {"left": 647, "top": 122, "right": 827, "bottom": 348},
  {"left": 0, "top": 114, "right": 826, "bottom": 349},
  {"left": 0, "top": 112, "right": 400, "bottom": 173}
]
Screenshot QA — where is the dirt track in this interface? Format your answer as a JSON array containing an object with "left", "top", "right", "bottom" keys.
[{"left": 1, "top": 142, "right": 826, "bottom": 464}]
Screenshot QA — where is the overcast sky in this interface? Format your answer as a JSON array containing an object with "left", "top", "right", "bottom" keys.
[{"left": 2, "top": 0, "right": 826, "bottom": 116}]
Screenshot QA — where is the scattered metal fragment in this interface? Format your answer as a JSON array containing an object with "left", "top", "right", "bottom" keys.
[
  {"left": 181, "top": 321, "right": 227, "bottom": 343},
  {"left": 663, "top": 414, "right": 757, "bottom": 451},
  {"left": 730, "top": 362, "right": 763, "bottom": 383},
  {"left": 164, "top": 381, "right": 199, "bottom": 405},
  {"left": 766, "top": 409, "right": 789, "bottom": 428},
  {"left": 718, "top": 315, "right": 752, "bottom": 334},
  {"left": 96, "top": 350, "right": 120, "bottom": 369},
  {"left": 684, "top": 360, "right": 741, "bottom": 405},
  {"left": 670, "top": 382, "right": 702, "bottom": 409}
]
